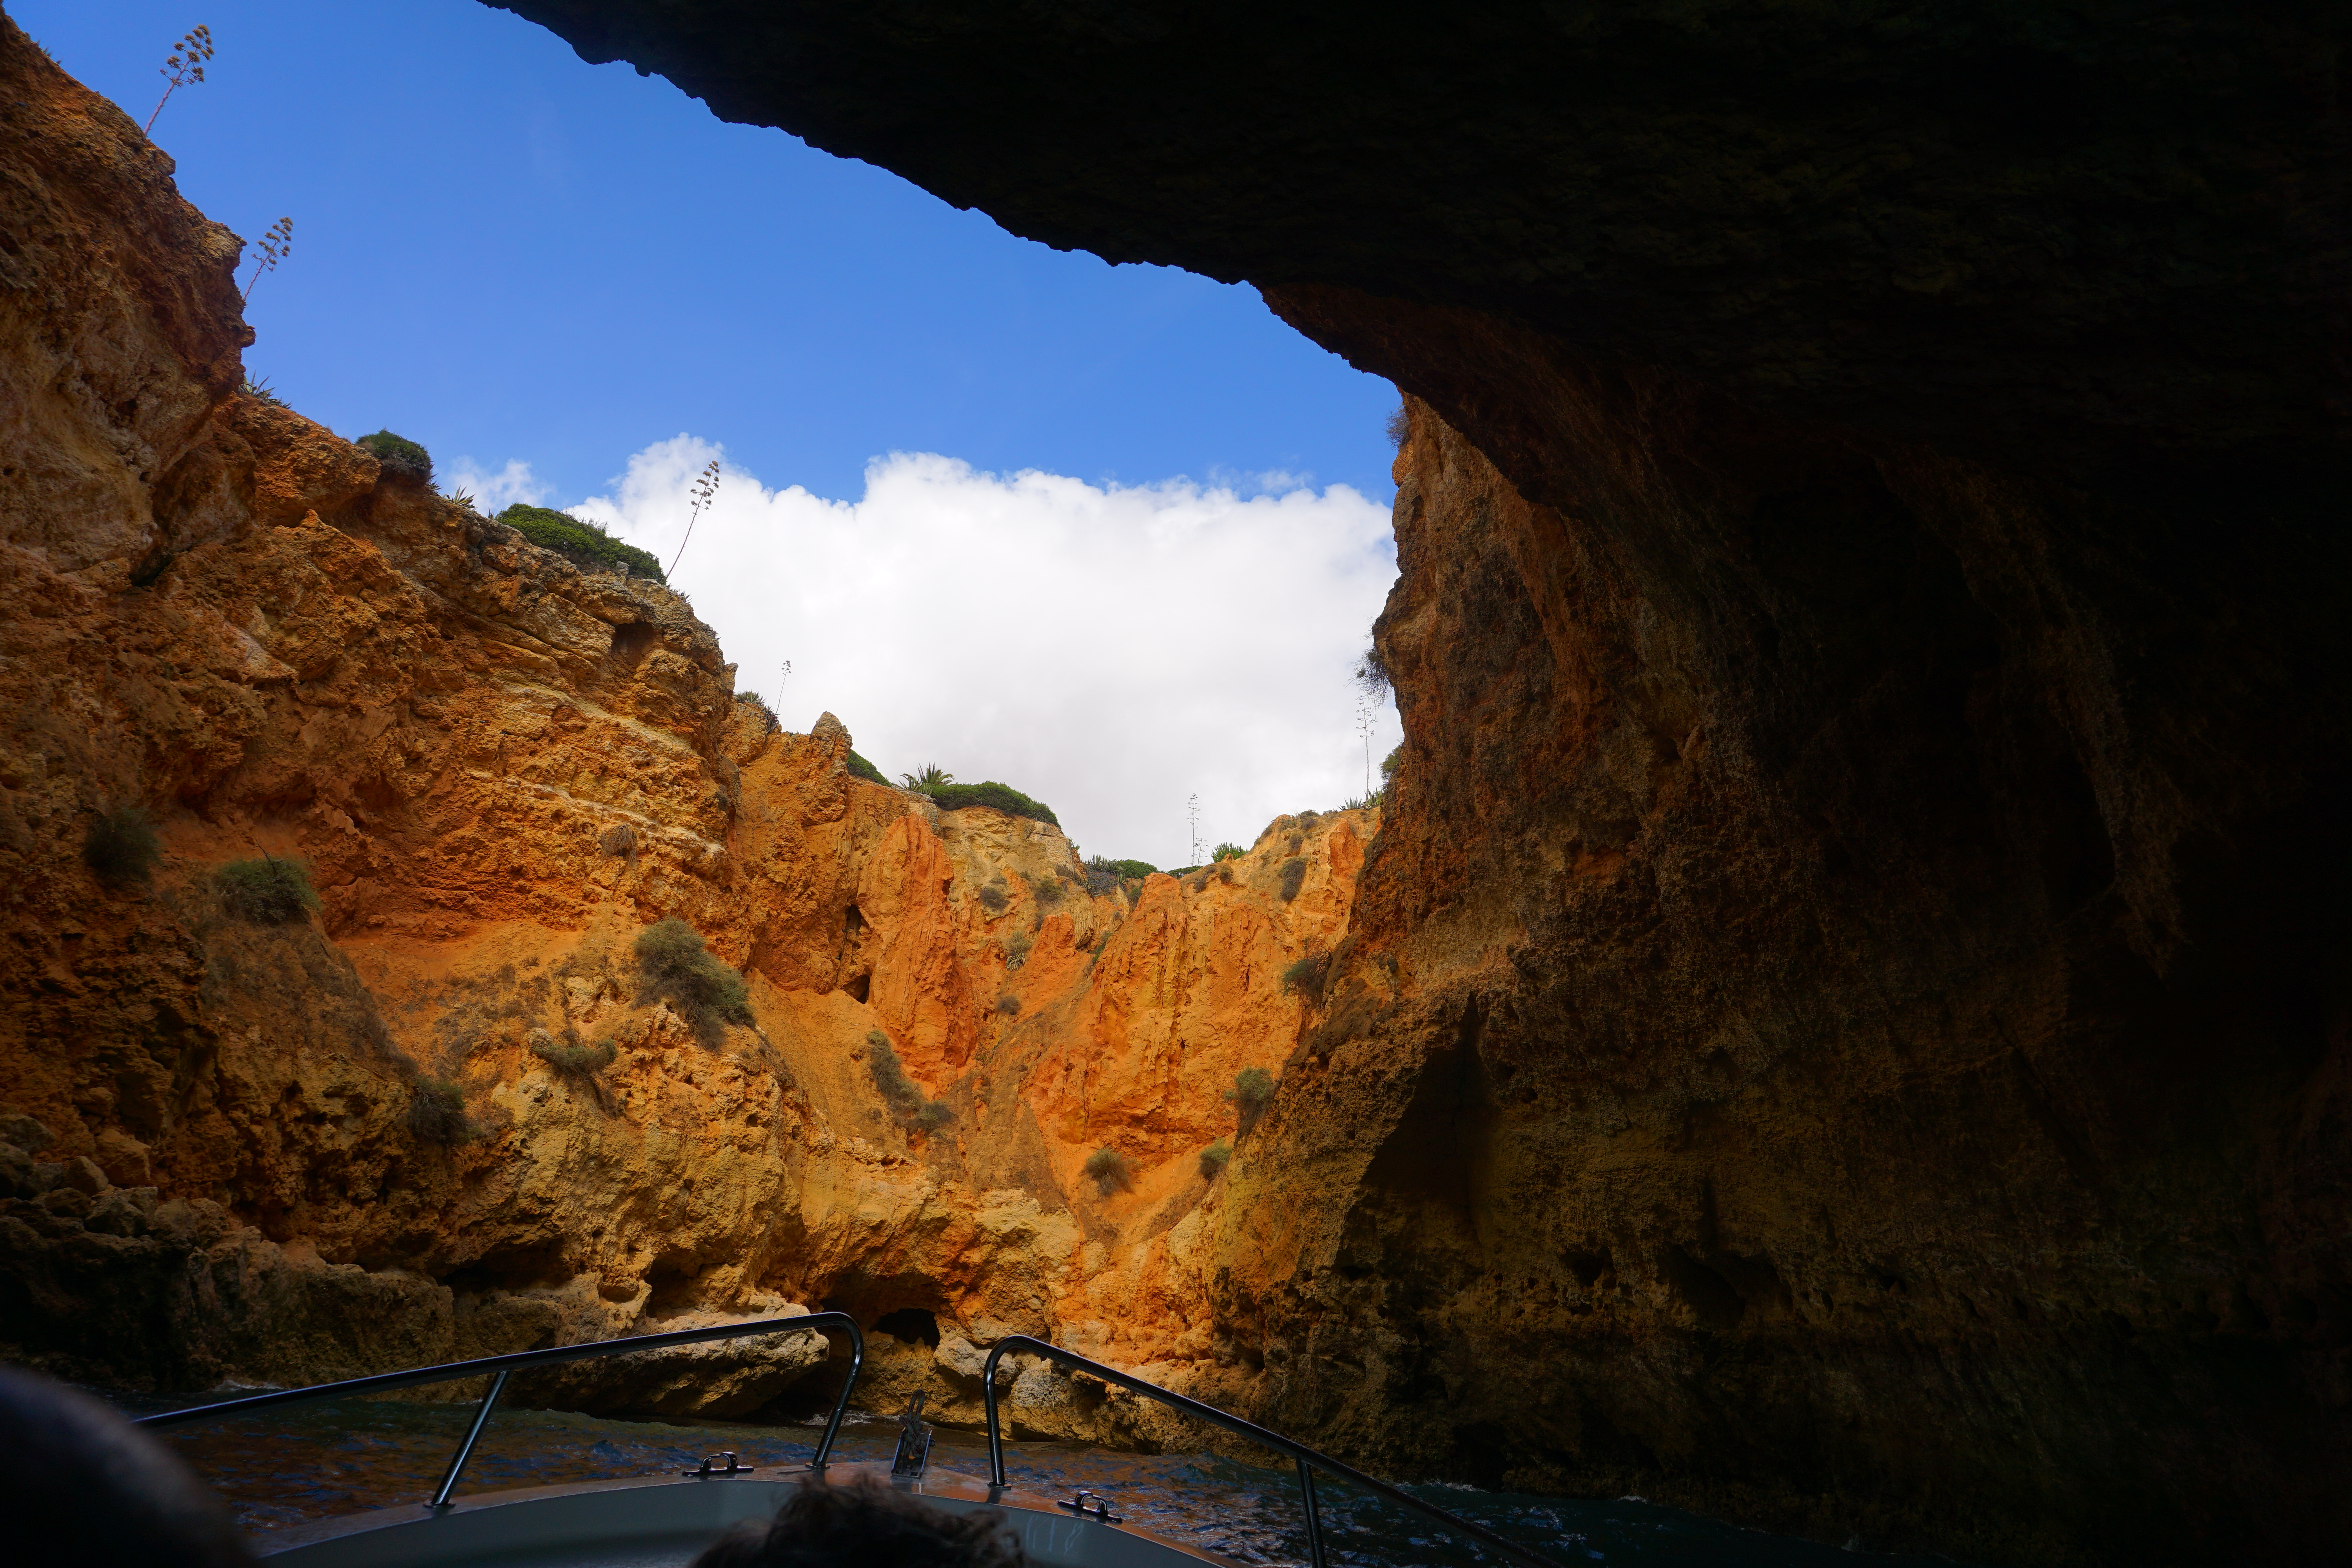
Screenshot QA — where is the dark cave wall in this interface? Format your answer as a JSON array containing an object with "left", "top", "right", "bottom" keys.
[
  {"left": 1204, "top": 382, "right": 2351, "bottom": 1563},
  {"left": 486, "top": 3, "right": 2352, "bottom": 1559}
]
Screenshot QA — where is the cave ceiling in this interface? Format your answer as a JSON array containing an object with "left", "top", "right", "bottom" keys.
[{"left": 493, "top": 1, "right": 2349, "bottom": 505}]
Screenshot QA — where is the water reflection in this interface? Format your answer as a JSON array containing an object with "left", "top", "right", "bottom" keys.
[{"left": 114, "top": 1394, "right": 1973, "bottom": 1568}]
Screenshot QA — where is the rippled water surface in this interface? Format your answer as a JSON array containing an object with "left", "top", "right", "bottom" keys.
[{"left": 120, "top": 1394, "right": 1970, "bottom": 1568}]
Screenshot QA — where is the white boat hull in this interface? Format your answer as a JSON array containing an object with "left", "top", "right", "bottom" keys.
[{"left": 261, "top": 1463, "right": 1238, "bottom": 1568}]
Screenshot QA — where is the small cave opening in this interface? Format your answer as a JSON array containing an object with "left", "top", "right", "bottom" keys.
[
  {"left": 842, "top": 971, "right": 871, "bottom": 1003},
  {"left": 874, "top": 1306, "right": 940, "bottom": 1349},
  {"left": 437, "top": 1241, "right": 571, "bottom": 1296},
  {"left": 608, "top": 620, "right": 659, "bottom": 667},
  {"left": 644, "top": 1256, "right": 702, "bottom": 1316}
]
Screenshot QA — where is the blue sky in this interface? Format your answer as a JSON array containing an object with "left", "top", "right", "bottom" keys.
[
  {"left": 28, "top": 0, "right": 1398, "bottom": 505},
  {"left": 24, "top": 0, "right": 1403, "bottom": 866}
]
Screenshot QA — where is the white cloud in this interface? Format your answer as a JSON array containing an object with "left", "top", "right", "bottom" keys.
[
  {"left": 573, "top": 436, "right": 1401, "bottom": 868},
  {"left": 446, "top": 457, "right": 547, "bottom": 511}
]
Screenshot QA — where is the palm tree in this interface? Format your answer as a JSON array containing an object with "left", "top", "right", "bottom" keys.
[{"left": 901, "top": 764, "right": 954, "bottom": 791}]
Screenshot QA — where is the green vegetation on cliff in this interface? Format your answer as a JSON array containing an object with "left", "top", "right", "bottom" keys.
[
  {"left": 215, "top": 857, "right": 318, "bottom": 924},
  {"left": 357, "top": 430, "right": 431, "bottom": 485},
  {"left": 864, "top": 1030, "right": 952, "bottom": 1132},
  {"left": 532, "top": 1034, "right": 617, "bottom": 1076},
  {"left": 921, "top": 779, "right": 1060, "bottom": 826},
  {"left": 498, "top": 504, "right": 666, "bottom": 583},
  {"left": 1084, "top": 1146, "right": 1133, "bottom": 1195},
  {"left": 633, "top": 917, "right": 752, "bottom": 1046},
  {"left": 1229, "top": 1066, "right": 1276, "bottom": 1136}
]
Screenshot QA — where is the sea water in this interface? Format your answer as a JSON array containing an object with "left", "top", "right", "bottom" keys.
[{"left": 122, "top": 1394, "right": 1973, "bottom": 1568}]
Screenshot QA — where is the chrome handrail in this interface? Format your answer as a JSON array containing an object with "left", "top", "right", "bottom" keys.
[
  {"left": 138, "top": 1311, "right": 866, "bottom": 1508},
  {"left": 978, "top": 1336, "right": 1564, "bottom": 1568}
]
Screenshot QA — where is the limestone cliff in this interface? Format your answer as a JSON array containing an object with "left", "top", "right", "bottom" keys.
[{"left": 0, "top": 13, "right": 1362, "bottom": 1436}]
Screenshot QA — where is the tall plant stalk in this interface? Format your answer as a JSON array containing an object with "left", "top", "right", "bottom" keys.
[
  {"left": 241, "top": 215, "right": 292, "bottom": 303},
  {"left": 667, "top": 459, "right": 722, "bottom": 578},
  {"left": 145, "top": 25, "right": 213, "bottom": 135}
]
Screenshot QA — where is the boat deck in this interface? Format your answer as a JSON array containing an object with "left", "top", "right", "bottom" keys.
[{"left": 263, "top": 1463, "right": 1237, "bottom": 1568}]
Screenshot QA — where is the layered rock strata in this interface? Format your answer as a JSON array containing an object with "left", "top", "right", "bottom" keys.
[{"left": 0, "top": 14, "right": 1360, "bottom": 1441}]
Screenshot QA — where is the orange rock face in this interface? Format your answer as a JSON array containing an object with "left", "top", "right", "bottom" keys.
[{"left": 0, "top": 19, "right": 1368, "bottom": 1425}]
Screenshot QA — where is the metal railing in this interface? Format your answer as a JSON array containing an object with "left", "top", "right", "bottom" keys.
[
  {"left": 137, "top": 1312, "right": 866, "bottom": 1510},
  {"left": 979, "top": 1336, "right": 1564, "bottom": 1568}
]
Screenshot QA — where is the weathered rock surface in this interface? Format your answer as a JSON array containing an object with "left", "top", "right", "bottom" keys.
[
  {"left": 477, "top": 4, "right": 2352, "bottom": 1563},
  {"left": 0, "top": 7, "right": 1359, "bottom": 1446}
]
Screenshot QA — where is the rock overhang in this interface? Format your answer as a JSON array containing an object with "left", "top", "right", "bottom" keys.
[{"left": 488, "top": 0, "right": 2351, "bottom": 505}]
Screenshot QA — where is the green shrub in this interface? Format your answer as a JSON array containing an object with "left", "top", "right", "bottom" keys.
[
  {"left": 848, "top": 750, "right": 888, "bottom": 786},
  {"left": 1212, "top": 843, "right": 1243, "bottom": 862},
  {"left": 1229, "top": 1067, "right": 1276, "bottom": 1135},
  {"left": 83, "top": 807, "right": 161, "bottom": 886},
  {"left": 633, "top": 917, "right": 753, "bottom": 1046},
  {"left": 1004, "top": 933, "right": 1033, "bottom": 970},
  {"left": 408, "top": 1077, "right": 473, "bottom": 1144},
  {"left": 734, "top": 690, "right": 779, "bottom": 731},
  {"left": 866, "top": 1036, "right": 953, "bottom": 1133},
  {"left": 867, "top": 1036, "right": 922, "bottom": 1112},
  {"left": 1278, "top": 858, "right": 1308, "bottom": 903},
  {"left": 901, "top": 763, "right": 954, "bottom": 791},
  {"left": 1031, "top": 876, "right": 1064, "bottom": 906},
  {"left": 1280, "top": 953, "right": 1328, "bottom": 1001},
  {"left": 358, "top": 430, "right": 432, "bottom": 485},
  {"left": 1380, "top": 745, "right": 1402, "bottom": 782},
  {"left": 921, "top": 780, "right": 1059, "bottom": 827},
  {"left": 976, "top": 883, "right": 1011, "bottom": 915},
  {"left": 240, "top": 375, "right": 287, "bottom": 408},
  {"left": 1343, "top": 791, "right": 1381, "bottom": 811},
  {"left": 1083, "top": 1146, "right": 1132, "bottom": 1196},
  {"left": 995, "top": 993, "right": 1021, "bottom": 1018},
  {"left": 215, "top": 856, "right": 318, "bottom": 924},
  {"left": 1167, "top": 866, "right": 1202, "bottom": 879},
  {"left": 532, "top": 1036, "right": 617, "bottom": 1076},
  {"left": 497, "top": 504, "right": 665, "bottom": 583},
  {"left": 1198, "top": 1138, "right": 1232, "bottom": 1180},
  {"left": 1084, "top": 855, "right": 1156, "bottom": 895}
]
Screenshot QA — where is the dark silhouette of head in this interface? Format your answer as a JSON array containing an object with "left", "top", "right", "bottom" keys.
[
  {"left": 0, "top": 1368, "right": 253, "bottom": 1568},
  {"left": 691, "top": 1477, "right": 1024, "bottom": 1568}
]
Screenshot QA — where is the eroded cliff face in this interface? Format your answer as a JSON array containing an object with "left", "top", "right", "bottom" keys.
[{"left": 0, "top": 15, "right": 1365, "bottom": 1438}]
